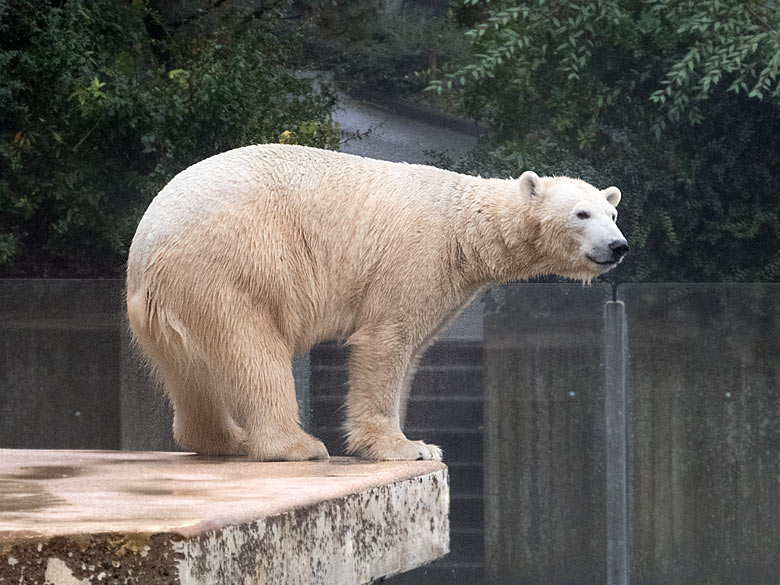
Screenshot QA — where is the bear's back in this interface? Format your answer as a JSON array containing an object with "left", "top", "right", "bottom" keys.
[{"left": 132, "top": 145, "right": 474, "bottom": 256}]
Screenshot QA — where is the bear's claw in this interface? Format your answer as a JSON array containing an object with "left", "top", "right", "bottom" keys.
[
  {"left": 352, "top": 436, "right": 443, "bottom": 461},
  {"left": 413, "top": 440, "right": 443, "bottom": 461}
]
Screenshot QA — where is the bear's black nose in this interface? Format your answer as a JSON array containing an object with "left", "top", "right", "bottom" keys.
[{"left": 610, "top": 239, "right": 629, "bottom": 260}]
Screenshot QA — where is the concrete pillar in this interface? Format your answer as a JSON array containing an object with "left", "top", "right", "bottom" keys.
[{"left": 604, "top": 301, "right": 628, "bottom": 585}]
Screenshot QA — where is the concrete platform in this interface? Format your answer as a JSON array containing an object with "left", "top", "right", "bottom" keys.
[{"left": 0, "top": 450, "right": 449, "bottom": 584}]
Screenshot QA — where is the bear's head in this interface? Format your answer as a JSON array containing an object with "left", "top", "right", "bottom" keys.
[{"left": 515, "top": 171, "right": 628, "bottom": 281}]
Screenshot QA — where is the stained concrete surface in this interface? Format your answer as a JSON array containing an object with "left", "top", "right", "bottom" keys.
[{"left": 0, "top": 450, "right": 449, "bottom": 584}]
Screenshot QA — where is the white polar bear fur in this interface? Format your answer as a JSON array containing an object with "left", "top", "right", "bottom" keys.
[{"left": 126, "top": 144, "right": 626, "bottom": 461}]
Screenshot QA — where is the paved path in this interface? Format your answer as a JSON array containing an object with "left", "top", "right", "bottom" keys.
[{"left": 332, "top": 92, "right": 479, "bottom": 164}]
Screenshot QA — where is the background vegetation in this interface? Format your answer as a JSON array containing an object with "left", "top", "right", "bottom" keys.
[
  {"left": 1, "top": 0, "right": 778, "bottom": 282},
  {"left": 0, "top": 0, "right": 338, "bottom": 276}
]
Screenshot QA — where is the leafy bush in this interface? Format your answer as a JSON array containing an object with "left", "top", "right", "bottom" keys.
[
  {"left": 0, "top": 0, "right": 338, "bottom": 276},
  {"left": 429, "top": 0, "right": 780, "bottom": 282}
]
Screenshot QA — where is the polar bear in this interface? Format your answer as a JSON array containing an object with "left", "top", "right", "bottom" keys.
[{"left": 126, "top": 144, "right": 627, "bottom": 461}]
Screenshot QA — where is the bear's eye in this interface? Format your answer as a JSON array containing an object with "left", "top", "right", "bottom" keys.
[
  {"left": 612, "top": 214, "right": 617, "bottom": 222},
  {"left": 576, "top": 211, "right": 590, "bottom": 220}
]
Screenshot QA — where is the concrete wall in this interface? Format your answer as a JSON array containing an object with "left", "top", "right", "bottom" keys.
[
  {"left": 0, "top": 280, "right": 123, "bottom": 449},
  {"left": 620, "top": 285, "right": 780, "bottom": 584}
]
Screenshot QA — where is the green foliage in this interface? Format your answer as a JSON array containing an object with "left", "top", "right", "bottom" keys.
[
  {"left": 0, "top": 0, "right": 338, "bottom": 276},
  {"left": 428, "top": 0, "right": 780, "bottom": 282},
  {"left": 648, "top": 0, "right": 780, "bottom": 137}
]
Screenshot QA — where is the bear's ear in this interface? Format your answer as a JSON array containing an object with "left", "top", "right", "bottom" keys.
[
  {"left": 519, "top": 171, "right": 541, "bottom": 198},
  {"left": 602, "top": 186, "right": 621, "bottom": 207}
]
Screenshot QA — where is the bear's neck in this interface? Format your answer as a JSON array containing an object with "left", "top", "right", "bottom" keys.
[{"left": 449, "top": 178, "right": 543, "bottom": 286}]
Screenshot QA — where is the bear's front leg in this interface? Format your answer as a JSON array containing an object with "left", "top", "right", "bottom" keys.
[{"left": 344, "top": 324, "right": 442, "bottom": 461}]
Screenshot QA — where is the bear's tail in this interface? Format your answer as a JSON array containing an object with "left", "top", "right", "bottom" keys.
[{"left": 126, "top": 285, "right": 202, "bottom": 382}]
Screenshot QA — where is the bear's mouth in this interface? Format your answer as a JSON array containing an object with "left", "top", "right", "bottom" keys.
[{"left": 587, "top": 255, "right": 618, "bottom": 266}]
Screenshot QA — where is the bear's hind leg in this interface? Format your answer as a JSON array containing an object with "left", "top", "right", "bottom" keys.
[
  {"left": 216, "top": 322, "right": 329, "bottom": 462},
  {"left": 163, "top": 367, "right": 249, "bottom": 456},
  {"left": 344, "top": 324, "right": 442, "bottom": 461}
]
